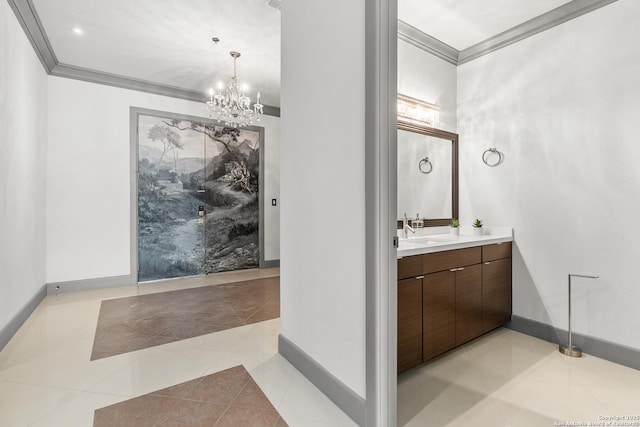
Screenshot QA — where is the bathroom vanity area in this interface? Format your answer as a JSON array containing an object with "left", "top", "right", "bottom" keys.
[
  {"left": 396, "top": 116, "right": 514, "bottom": 374},
  {"left": 397, "top": 230, "right": 514, "bottom": 373}
]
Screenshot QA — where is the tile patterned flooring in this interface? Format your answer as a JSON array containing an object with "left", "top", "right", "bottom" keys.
[
  {"left": 91, "top": 277, "right": 280, "bottom": 360},
  {"left": 0, "top": 268, "right": 357, "bottom": 427},
  {"left": 1, "top": 266, "right": 640, "bottom": 426},
  {"left": 93, "top": 365, "right": 287, "bottom": 426}
]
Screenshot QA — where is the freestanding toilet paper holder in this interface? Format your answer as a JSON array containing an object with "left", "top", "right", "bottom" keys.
[{"left": 559, "top": 273, "right": 599, "bottom": 358}]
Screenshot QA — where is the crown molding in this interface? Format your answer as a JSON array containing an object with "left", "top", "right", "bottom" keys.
[
  {"left": 400, "top": 0, "right": 618, "bottom": 65},
  {"left": 8, "top": 0, "right": 618, "bottom": 99},
  {"left": 50, "top": 63, "right": 280, "bottom": 117},
  {"left": 51, "top": 63, "right": 207, "bottom": 101},
  {"left": 458, "top": 0, "right": 620, "bottom": 64},
  {"left": 397, "top": 20, "right": 459, "bottom": 65},
  {"left": 6, "top": 0, "right": 56, "bottom": 71}
]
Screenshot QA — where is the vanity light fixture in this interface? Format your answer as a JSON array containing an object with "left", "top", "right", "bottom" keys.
[
  {"left": 206, "top": 50, "right": 263, "bottom": 128},
  {"left": 397, "top": 94, "right": 439, "bottom": 127}
]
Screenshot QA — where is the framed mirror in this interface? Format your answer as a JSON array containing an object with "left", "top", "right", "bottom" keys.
[{"left": 397, "top": 121, "right": 458, "bottom": 227}]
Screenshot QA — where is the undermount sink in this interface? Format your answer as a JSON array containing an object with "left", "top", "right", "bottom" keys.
[
  {"left": 398, "top": 235, "right": 456, "bottom": 249},
  {"left": 398, "top": 237, "right": 435, "bottom": 249}
]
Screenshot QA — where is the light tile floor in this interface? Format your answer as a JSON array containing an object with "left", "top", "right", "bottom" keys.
[
  {"left": 0, "top": 269, "right": 357, "bottom": 427},
  {"left": 398, "top": 328, "right": 640, "bottom": 426},
  {"left": 3, "top": 269, "right": 640, "bottom": 427}
]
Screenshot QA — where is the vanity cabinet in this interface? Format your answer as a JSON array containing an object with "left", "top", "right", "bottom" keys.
[
  {"left": 422, "top": 270, "right": 455, "bottom": 361},
  {"left": 482, "top": 242, "right": 512, "bottom": 333},
  {"left": 454, "top": 264, "right": 483, "bottom": 346},
  {"left": 422, "top": 247, "right": 481, "bottom": 361},
  {"left": 397, "top": 241, "right": 512, "bottom": 372},
  {"left": 397, "top": 277, "right": 423, "bottom": 373}
]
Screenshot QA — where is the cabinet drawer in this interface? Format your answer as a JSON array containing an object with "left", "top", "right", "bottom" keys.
[
  {"left": 398, "top": 255, "right": 422, "bottom": 279},
  {"left": 482, "top": 242, "right": 512, "bottom": 262},
  {"left": 422, "top": 247, "right": 481, "bottom": 274}
]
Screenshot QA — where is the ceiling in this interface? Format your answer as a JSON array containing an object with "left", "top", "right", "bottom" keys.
[
  {"left": 31, "top": 0, "right": 281, "bottom": 107},
  {"left": 398, "top": 0, "right": 571, "bottom": 51},
  {"left": 23, "top": 0, "right": 595, "bottom": 107}
]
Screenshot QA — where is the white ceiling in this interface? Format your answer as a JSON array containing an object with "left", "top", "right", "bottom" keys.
[
  {"left": 32, "top": 0, "right": 281, "bottom": 106},
  {"left": 398, "top": 0, "right": 571, "bottom": 50},
  {"left": 29, "top": 0, "right": 579, "bottom": 107}
]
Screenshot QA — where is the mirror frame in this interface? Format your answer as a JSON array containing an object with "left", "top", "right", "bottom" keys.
[{"left": 397, "top": 120, "right": 459, "bottom": 227}]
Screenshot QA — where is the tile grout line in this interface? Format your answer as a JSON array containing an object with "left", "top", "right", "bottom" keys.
[{"left": 210, "top": 374, "right": 253, "bottom": 427}]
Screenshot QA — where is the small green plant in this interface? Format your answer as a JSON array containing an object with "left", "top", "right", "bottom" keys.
[
  {"left": 473, "top": 219, "right": 483, "bottom": 228},
  {"left": 451, "top": 218, "right": 460, "bottom": 228}
]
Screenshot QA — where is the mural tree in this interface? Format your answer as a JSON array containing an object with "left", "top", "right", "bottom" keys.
[
  {"left": 148, "top": 124, "right": 184, "bottom": 172},
  {"left": 163, "top": 119, "right": 258, "bottom": 192},
  {"left": 162, "top": 120, "right": 249, "bottom": 154}
]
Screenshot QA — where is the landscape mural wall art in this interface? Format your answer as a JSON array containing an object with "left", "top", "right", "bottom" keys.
[{"left": 137, "top": 113, "right": 262, "bottom": 281}]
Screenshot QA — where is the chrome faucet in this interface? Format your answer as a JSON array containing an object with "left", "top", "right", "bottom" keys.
[{"left": 403, "top": 213, "right": 415, "bottom": 239}]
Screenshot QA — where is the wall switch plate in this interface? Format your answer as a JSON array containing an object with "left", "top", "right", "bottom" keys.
[{"left": 272, "top": 199, "right": 277, "bottom": 206}]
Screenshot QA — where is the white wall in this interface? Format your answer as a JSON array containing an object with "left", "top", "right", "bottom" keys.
[
  {"left": 280, "top": 0, "right": 366, "bottom": 398},
  {"left": 398, "top": 39, "right": 457, "bottom": 222},
  {"left": 457, "top": 0, "right": 640, "bottom": 349},
  {"left": 398, "top": 39, "right": 457, "bottom": 133},
  {"left": 46, "top": 77, "right": 280, "bottom": 283},
  {"left": 0, "top": 1, "right": 48, "bottom": 330}
]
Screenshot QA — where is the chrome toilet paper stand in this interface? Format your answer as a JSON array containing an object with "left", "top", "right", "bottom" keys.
[{"left": 559, "top": 273, "right": 599, "bottom": 358}]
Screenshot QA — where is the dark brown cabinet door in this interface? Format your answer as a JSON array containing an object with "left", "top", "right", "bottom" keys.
[
  {"left": 455, "top": 264, "right": 483, "bottom": 346},
  {"left": 423, "top": 270, "right": 456, "bottom": 361},
  {"left": 398, "top": 277, "right": 423, "bottom": 373},
  {"left": 482, "top": 258, "right": 512, "bottom": 333}
]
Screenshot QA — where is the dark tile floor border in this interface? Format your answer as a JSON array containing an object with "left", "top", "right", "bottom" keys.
[
  {"left": 91, "top": 277, "right": 280, "bottom": 360},
  {"left": 93, "top": 365, "right": 288, "bottom": 426}
]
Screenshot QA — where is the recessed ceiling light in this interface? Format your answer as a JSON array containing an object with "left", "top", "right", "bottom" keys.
[{"left": 72, "top": 27, "right": 84, "bottom": 35}]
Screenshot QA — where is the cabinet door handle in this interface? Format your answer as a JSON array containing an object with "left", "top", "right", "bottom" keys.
[
  {"left": 416, "top": 275, "right": 424, "bottom": 280},
  {"left": 449, "top": 268, "right": 457, "bottom": 272},
  {"left": 484, "top": 262, "right": 491, "bottom": 265},
  {"left": 457, "top": 267, "right": 465, "bottom": 271}
]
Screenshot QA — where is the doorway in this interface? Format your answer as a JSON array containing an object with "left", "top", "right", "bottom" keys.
[{"left": 131, "top": 107, "right": 265, "bottom": 282}]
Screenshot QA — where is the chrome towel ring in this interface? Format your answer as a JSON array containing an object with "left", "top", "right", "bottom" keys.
[
  {"left": 418, "top": 157, "right": 433, "bottom": 174},
  {"left": 482, "top": 147, "right": 504, "bottom": 167}
]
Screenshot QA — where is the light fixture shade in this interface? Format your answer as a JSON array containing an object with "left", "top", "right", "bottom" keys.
[{"left": 397, "top": 94, "right": 439, "bottom": 127}]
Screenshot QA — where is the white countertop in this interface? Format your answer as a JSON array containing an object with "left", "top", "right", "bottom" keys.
[{"left": 397, "top": 226, "right": 513, "bottom": 258}]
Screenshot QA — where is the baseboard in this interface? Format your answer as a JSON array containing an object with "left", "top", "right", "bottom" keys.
[
  {"left": 47, "top": 274, "right": 135, "bottom": 295},
  {"left": 278, "top": 334, "right": 366, "bottom": 426},
  {"left": 261, "top": 259, "right": 280, "bottom": 269},
  {"left": 508, "top": 315, "right": 640, "bottom": 371},
  {"left": 0, "top": 284, "right": 47, "bottom": 351}
]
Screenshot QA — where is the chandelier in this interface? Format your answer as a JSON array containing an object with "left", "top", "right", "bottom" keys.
[{"left": 206, "top": 51, "right": 263, "bottom": 128}]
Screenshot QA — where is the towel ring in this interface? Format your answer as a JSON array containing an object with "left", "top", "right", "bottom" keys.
[
  {"left": 418, "top": 157, "right": 433, "bottom": 174},
  {"left": 482, "top": 147, "right": 504, "bottom": 167}
]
